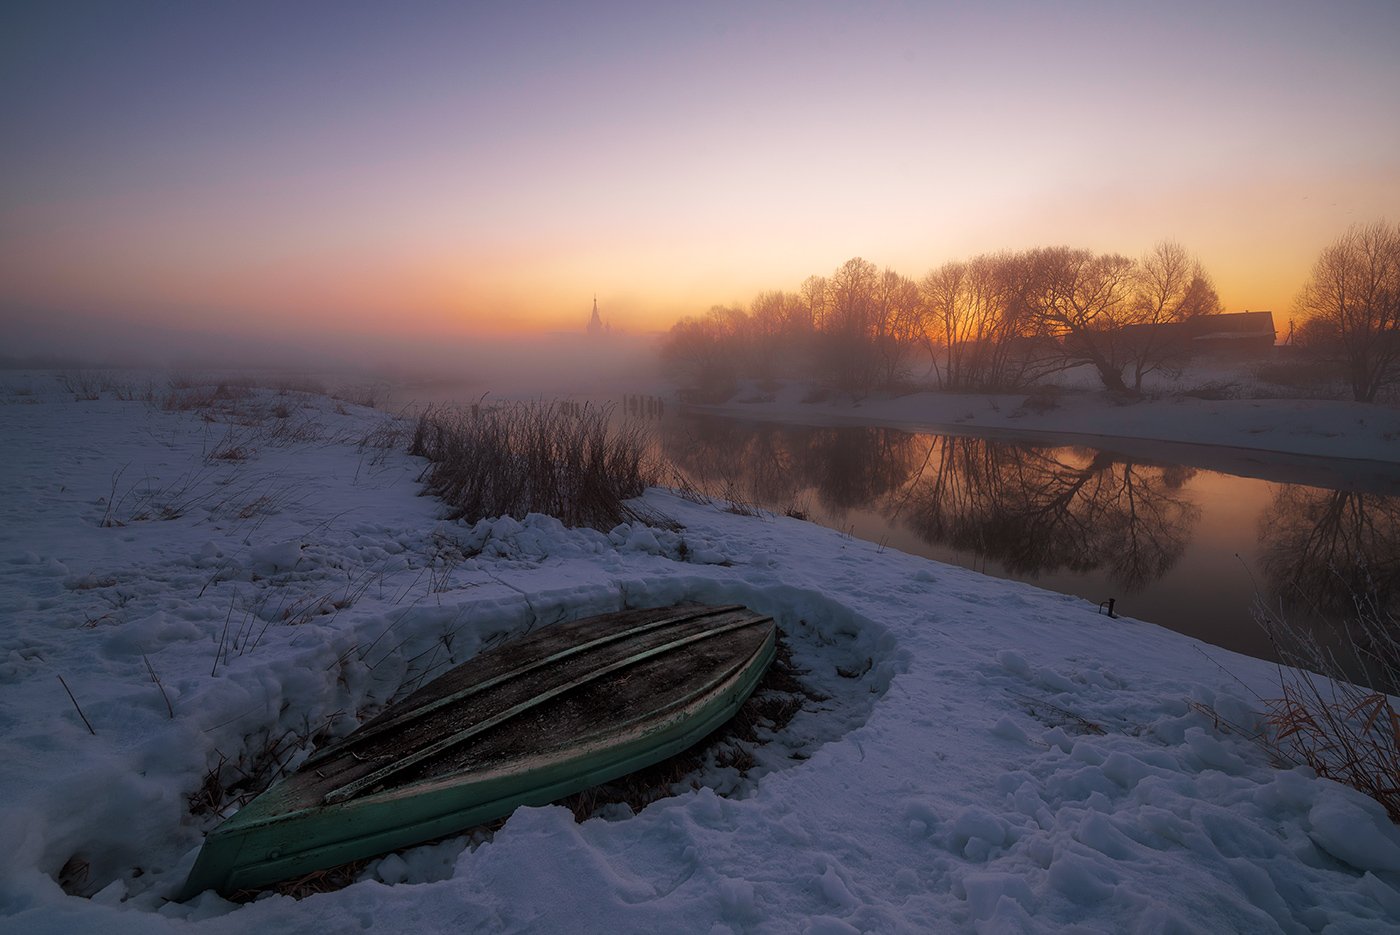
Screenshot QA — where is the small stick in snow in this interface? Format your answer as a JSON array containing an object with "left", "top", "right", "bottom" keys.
[
  {"left": 214, "top": 590, "right": 235, "bottom": 676},
  {"left": 144, "top": 654, "right": 175, "bottom": 719},
  {"left": 56, "top": 675, "right": 96, "bottom": 735}
]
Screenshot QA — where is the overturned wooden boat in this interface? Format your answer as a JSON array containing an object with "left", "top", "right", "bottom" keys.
[{"left": 178, "top": 603, "right": 776, "bottom": 898}]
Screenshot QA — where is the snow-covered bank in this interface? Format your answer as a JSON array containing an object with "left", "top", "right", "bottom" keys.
[
  {"left": 3, "top": 377, "right": 1399, "bottom": 932},
  {"left": 693, "top": 383, "right": 1400, "bottom": 467}
]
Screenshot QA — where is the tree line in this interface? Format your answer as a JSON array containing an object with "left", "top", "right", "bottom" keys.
[
  {"left": 662, "top": 241, "right": 1221, "bottom": 400},
  {"left": 661, "top": 221, "right": 1400, "bottom": 403}
]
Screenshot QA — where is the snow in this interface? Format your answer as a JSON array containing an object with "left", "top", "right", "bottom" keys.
[{"left": 2, "top": 372, "right": 1399, "bottom": 932}]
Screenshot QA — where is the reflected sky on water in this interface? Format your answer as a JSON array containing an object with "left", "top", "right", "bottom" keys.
[{"left": 660, "top": 413, "right": 1400, "bottom": 663}]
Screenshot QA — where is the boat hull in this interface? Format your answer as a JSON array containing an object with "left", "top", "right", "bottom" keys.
[{"left": 178, "top": 603, "right": 776, "bottom": 898}]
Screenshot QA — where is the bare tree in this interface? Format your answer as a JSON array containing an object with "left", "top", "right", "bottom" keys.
[
  {"left": 798, "top": 274, "right": 828, "bottom": 334},
  {"left": 661, "top": 305, "right": 749, "bottom": 402},
  {"left": 1016, "top": 247, "right": 1138, "bottom": 394},
  {"left": 1125, "top": 241, "right": 1222, "bottom": 392},
  {"left": 748, "top": 290, "right": 793, "bottom": 385},
  {"left": 872, "top": 268, "right": 924, "bottom": 388},
  {"left": 819, "top": 258, "right": 883, "bottom": 394},
  {"left": 920, "top": 259, "right": 968, "bottom": 388},
  {"left": 921, "top": 252, "right": 1030, "bottom": 390},
  {"left": 1294, "top": 221, "right": 1400, "bottom": 402}
]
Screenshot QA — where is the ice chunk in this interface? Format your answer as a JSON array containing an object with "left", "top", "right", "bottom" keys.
[
  {"left": 818, "top": 864, "right": 857, "bottom": 909},
  {"left": 717, "top": 877, "right": 758, "bottom": 923},
  {"left": 374, "top": 853, "right": 410, "bottom": 885},
  {"left": 950, "top": 806, "right": 1010, "bottom": 860},
  {"left": 625, "top": 525, "right": 661, "bottom": 554},
  {"left": 991, "top": 716, "right": 1029, "bottom": 744},
  {"left": 1183, "top": 727, "right": 1248, "bottom": 774},
  {"left": 961, "top": 871, "right": 1035, "bottom": 921},
  {"left": 1033, "top": 666, "right": 1077, "bottom": 694},
  {"left": 804, "top": 917, "right": 860, "bottom": 935},
  {"left": 1046, "top": 850, "right": 1115, "bottom": 905},
  {"left": 248, "top": 539, "right": 302, "bottom": 573},
  {"left": 995, "top": 650, "right": 1031, "bottom": 678},
  {"left": 1308, "top": 786, "right": 1400, "bottom": 871}
]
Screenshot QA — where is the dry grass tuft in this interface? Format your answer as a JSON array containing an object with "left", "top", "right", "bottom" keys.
[
  {"left": 1265, "top": 686, "right": 1400, "bottom": 821},
  {"left": 272, "top": 376, "right": 327, "bottom": 396},
  {"left": 208, "top": 445, "right": 249, "bottom": 462},
  {"left": 160, "top": 377, "right": 256, "bottom": 414},
  {"left": 58, "top": 854, "right": 91, "bottom": 896},
  {"left": 189, "top": 715, "right": 346, "bottom": 819},
  {"left": 409, "top": 401, "right": 658, "bottom": 530},
  {"left": 1258, "top": 593, "right": 1400, "bottom": 822},
  {"left": 100, "top": 463, "right": 217, "bottom": 527},
  {"left": 231, "top": 858, "right": 373, "bottom": 902},
  {"left": 666, "top": 467, "right": 712, "bottom": 505},
  {"left": 783, "top": 501, "right": 811, "bottom": 522},
  {"left": 331, "top": 384, "right": 385, "bottom": 410},
  {"left": 57, "top": 370, "right": 104, "bottom": 400}
]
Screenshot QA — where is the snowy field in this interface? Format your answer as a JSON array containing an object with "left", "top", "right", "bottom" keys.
[{"left": 3, "top": 373, "right": 1400, "bottom": 933}]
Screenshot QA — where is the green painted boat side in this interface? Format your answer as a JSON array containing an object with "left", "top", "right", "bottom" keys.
[{"left": 177, "top": 604, "right": 775, "bottom": 899}]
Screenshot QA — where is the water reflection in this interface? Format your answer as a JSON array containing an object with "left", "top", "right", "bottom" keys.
[
  {"left": 898, "top": 442, "right": 1199, "bottom": 590},
  {"left": 1259, "top": 488, "right": 1400, "bottom": 617},
  {"left": 662, "top": 420, "right": 1200, "bottom": 590},
  {"left": 664, "top": 417, "right": 914, "bottom": 516}
]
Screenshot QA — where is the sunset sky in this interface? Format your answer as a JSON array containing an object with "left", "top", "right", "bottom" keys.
[{"left": 3, "top": 0, "right": 1398, "bottom": 358}]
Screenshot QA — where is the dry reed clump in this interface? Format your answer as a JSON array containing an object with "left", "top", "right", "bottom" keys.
[
  {"left": 408, "top": 402, "right": 658, "bottom": 530},
  {"left": 331, "top": 384, "right": 385, "bottom": 410},
  {"left": 189, "top": 715, "right": 347, "bottom": 819},
  {"left": 272, "top": 376, "right": 327, "bottom": 396},
  {"left": 56, "top": 370, "right": 102, "bottom": 399},
  {"left": 1257, "top": 593, "right": 1400, "bottom": 822},
  {"left": 160, "top": 379, "right": 253, "bottom": 413}
]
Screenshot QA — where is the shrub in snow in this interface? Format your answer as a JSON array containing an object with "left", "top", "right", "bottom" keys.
[{"left": 408, "top": 401, "right": 658, "bottom": 531}]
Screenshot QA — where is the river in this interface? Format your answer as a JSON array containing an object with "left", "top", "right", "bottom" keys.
[{"left": 659, "top": 411, "right": 1400, "bottom": 666}]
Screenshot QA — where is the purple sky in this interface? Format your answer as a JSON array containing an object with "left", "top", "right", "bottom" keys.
[{"left": 3, "top": 0, "right": 1398, "bottom": 360}]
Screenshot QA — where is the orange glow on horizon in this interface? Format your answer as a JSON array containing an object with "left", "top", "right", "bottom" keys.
[{"left": 3, "top": 4, "right": 1396, "bottom": 356}]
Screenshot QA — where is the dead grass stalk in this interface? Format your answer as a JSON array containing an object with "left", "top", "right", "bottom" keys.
[{"left": 409, "top": 401, "right": 658, "bottom": 530}]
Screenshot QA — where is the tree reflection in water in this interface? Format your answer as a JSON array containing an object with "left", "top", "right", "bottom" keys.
[
  {"left": 1258, "top": 487, "right": 1400, "bottom": 618},
  {"left": 897, "top": 438, "right": 1199, "bottom": 589},
  {"left": 661, "top": 418, "right": 917, "bottom": 520},
  {"left": 661, "top": 418, "right": 1200, "bottom": 591}
]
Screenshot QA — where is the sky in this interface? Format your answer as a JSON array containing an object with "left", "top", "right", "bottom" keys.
[{"left": 2, "top": 0, "right": 1398, "bottom": 361}]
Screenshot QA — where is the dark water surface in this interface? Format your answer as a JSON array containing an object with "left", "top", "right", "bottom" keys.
[{"left": 660, "top": 413, "right": 1400, "bottom": 664}]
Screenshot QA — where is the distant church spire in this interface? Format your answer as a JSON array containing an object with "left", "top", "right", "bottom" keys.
[{"left": 587, "top": 294, "right": 604, "bottom": 336}]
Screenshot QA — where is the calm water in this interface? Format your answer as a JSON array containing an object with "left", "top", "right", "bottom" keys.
[
  {"left": 381, "top": 379, "right": 1399, "bottom": 667},
  {"left": 659, "top": 413, "right": 1400, "bottom": 664}
]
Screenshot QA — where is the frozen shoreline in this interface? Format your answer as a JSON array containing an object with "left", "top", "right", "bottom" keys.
[{"left": 3, "top": 375, "right": 1399, "bottom": 932}]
